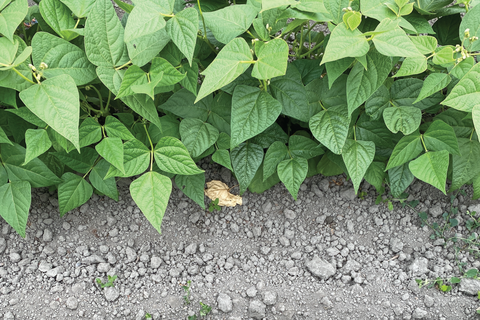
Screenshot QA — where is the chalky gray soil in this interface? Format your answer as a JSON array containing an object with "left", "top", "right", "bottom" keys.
[{"left": 1, "top": 160, "right": 480, "bottom": 320}]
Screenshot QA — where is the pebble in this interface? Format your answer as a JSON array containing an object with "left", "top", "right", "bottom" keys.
[
  {"left": 184, "top": 243, "right": 197, "bottom": 255},
  {"left": 409, "top": 257, "right": 429, "bottom": 275},
  {"left": 104, "top": 287, "right": 120, "bottom": 302},
  {"left": 82, "top": 255, "right": 105, "bottom": 264},
  {"left": 246, "top": 286, "right": 257, "bottom": 297},
  {"left": 340, "top": 188, "right": 356, "bottom": 201},
  {"left": 9, "top": 252, "right": 21, "bottom": 263},
  {"left": 0, "top": 237, "right": 6, "bottom": 253},
  {"left": 429, "top": 205, "right": 443, "bottom": 218},
  {"left": 306, "top": 256, "right": 336, "bottom": 280},
  {"left": 284, "top": 209, "right": 296, "bottom": 220},
  {"left": 66, "top": 297, "right": 78, "bottom": 310},
  {"left": 263, "top": 291, "right": 277, "bottom": 305},
  {"left": 217, "top": 293, "right": 233, "bottom": 313},
  {"left": 43, "top": 229, "right": 53, "bottom": 242},
  {"left": 249, "top": 300, "right": 266, "bottom": 320},
  {"left": 38, "top": 260, "right": 52, "bottom": 272},
  {"left": 424, "top": 295, "right": 434, "bottom": 307},
  {"left": 151, "top": 256, "right": 162, "bottom": 269},
  {"left": 412, "top": 308, "right": 428, "bottom": 319},
  {"left": 459, "top": 279, "right": 480, "bottom": 296},
  {"left": 97, "top": 263, "right": 111, "bottom": 273}
]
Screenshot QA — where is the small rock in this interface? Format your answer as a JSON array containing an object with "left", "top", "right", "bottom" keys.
[
  {"left": 82, "top": 255, "right": 105, "bottom": 264},
  {"left": 321, "top": 296, "right": 333, "bottom": 308},
  {"left": 38, "top": 260, "right": 52, "bottom": 272},
  {"left": 4, "top": 311, "right": 15, "bottom": 319},
  {"left": 104, "top": 287, "right": 120, "bottom": 302},
  {"left": 262, "top": 201, "right": 272, "bottom": 213},
  {"left": 125, "top": 247, "right": 136, "bottom": 263},
  {"left": 66, "top": 297, "right": 78, "bottom": 310},
  {"left": 189, "top": 212, "right": 201, "bottom": 224},
  {"left": 9, "top": 252, "right": 21, "bottom": 263},
  {"left": 0, "top": 237, "right": 6, "bottom": 253},
  {"left": 217, "top": 293, "right": 233, "bottom": 313},
  {"left": 249, "top": 300, "right": 266, "bottom": 320},
  {"left": 43, "top": 229, "right": 53, "bottom": 242},
  {"left": 318, "top": 179, "right": 329, "bottom": 192},
  {"left": 306, "top": 256, "right": 336, "bottom": 279},
  {"left": 246, "top": 286, "right": 257, "bottom": 297},
  {"left": 424, "top": 295, "right": 434, "bottom": 308},
  {"left": 263, "top": 291, "right": 277, "bottom": 306},
  {"left": 409, "top": 257, "right": 429, "bottom": 275},
  {"left": 184, "top": 243, "right": 197, "bottom": 255},
  {"left": 284, "top": 209, "right": 296, "bottom": 220},
  {"left": 97, "top": 263, "right": 111, "bottom": 273},
  {"left": 230, "top": 223, "right": 239, "bottom": 233},
  {"left": 429, "top": 205, "right": 443, "bottom": 218},
  {"left": 459, "top": 279, "right": 480, "bottom": 296},
  {"left": 390, "top": 238, "right": 404, "bottom": 253},
  {"left": 151, "top": 256, "right": 162, "bottom": 269},
  {"left": 412, "top": 308, "right": 428, "bottom": 319},
  {"left": 340, "top": 188, "right": 356, "bottom": 201},
  {"left": 62, "top": 222, "right": 71, "bottom": 230}
]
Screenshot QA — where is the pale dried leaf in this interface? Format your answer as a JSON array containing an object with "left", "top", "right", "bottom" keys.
[{"left": 204, "top": 180, "right": 242, "bottom": 207}]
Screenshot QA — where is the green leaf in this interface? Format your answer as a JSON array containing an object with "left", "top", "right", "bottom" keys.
[
  {"left": 309, "top": 106, "right": 350, "bottom": 155},
  {"left": 130, "top": 171, "right": 172, "bottom": 234},
  {"left": 0, "top": 87, "right": 16, "bottom": 107},
  {"left": 0, "top": 125, "right": 12, "bottom": 145},
  {"left": 347, "top": 48, "right": 392, "bottom": 115},
  {"left": 365, "top": 161, "right": 386, "bottom": 193},
  {"left": 288, "top": 135, "right": 324, "bottom": 159},
  {"left": 414, "top": 73, "right": 451, "bottom": 104},
  {"left": 104, "top": 116, "right": 135, "bottom": 141},
  {"left": 263, "top": 141, "right": 288, "bottom": 181},
  {"left": 0, "top": 0, "right": 28, "bottom": 41},
  {"left": 0, "top": 181, "right": 30, "bottom": 237},
  {"left": 391, "top": 78, "right": 443, "bottom": 110},
  {"left": 325, "top": 58, "right": 354, "bottom": 89},
  {"left": 5, "top": 107, "right": 45, "bottom": 127},
  {"left": 394, "top": 56, "right": 427, "bottom": 78},
  {"left": 269, "top": 64, "right": 310, "bottom": 122},
  {"left": 24, "top": 129, "right": 51, "bottom": 165},
  {"left": 460, "top": 4, "right": 480, "bottom": 52},
  {"left": 465, "top": 268, "right": 479, "bottom": 279},
  {"left": 450, "top": 56, "right": 475, "bottom": 80},
  {"left": 166, "top": 7, "right": 198, "bottom": 66},
  {"left": 409, "top": 36, "right": 437, "bottom": 54},
  {"left": 423, "top": 120, "right": 460, "bottom": 155},
  {"left": 321, "top": 22, "right": 370, "bottom": 64},
  {"left": 386, "top": 132, "right": 423, "bottom": 170},
  {"left": 252, "top": 39, "right": 289, "bottom": 80},
  {"left": 89, "top": 159, "right": 119, "bottom": 201},
  {"left": 196, "top": 38, "right": 253, "bottom": 102},
  {"left": 84, "top": 0, "right": 129, "bottom": 67},
  {"left": 121, "top": 94, "right": 163, "bottom": 132},
  {"left": 388, "top": 163, "right": 414, "bottom": 198},
  {"left": 58, "top": 172, "right": 93, "bottom": 215},
  {"left": 343, "top": 11, "right": 362, "bottom": 31},
  {"left": 52, "top": 147, "right": 98, "bottom": 173},
  {"left": 104, "top": 138, "right": 150, "bottom": 178},
  {"left": 175, "top": 173, "right": 205, "bottom": 209},
  {"left": 409, "top": 150, "right": 449, "bottom": 194},
  {"left": 324, "top": 0, "right": 349, "bottom": 24},
  {"left": 450, "top": 277, "right": 461, "bottom": 284},
  {"left": 31, "top": 32, "right": 97, "bottom": 86},
  {"left": 372, "top": 20, "right": 421, "bottom": 57},
  {"left": 116, "top": 65, "right": 148, "bottom": 99},
  {"left": 150, "top": 57, "right": 186, "bottom": 87},
  {"left": 231, "top": 142, "right": 263, "bottom": 194},
  {"left": 0, "top": 36, "right": 32, "bottom": 91},
  {"left": 79, "top": 118, "right": 102, "bottom": 148},
  {"left": 277, "top": 157, "right": 308, "bottom": 200},
  {"left": 207, "top": 92, "right": 232, "bottom": 135},
  {"left": 451, "top": 138, "right": 480, "bottom": 191},
  {"left": 59, "top": 0, "right": 95, "bottom": 17},
  {"left": 342, "top": 139, "right": 375, "bottom": 194},
  {"left": 473, "top": 105, "right": 480, "bottom": 135},
  {"left": 19, "top": 74, "right": 80, "bottom": 151},
  {"left": 230, "top": 85, "right": 282, "bottom": 148},
  {"left": 251, "top": 122, "right": 288, "bottom": 148},
  {"left": 113, "top": 0, "right": 133, "bottom": 13},
  {"left": 39, "top": 0, "right": 78, "bottom": 41},
  {"left": 179, "top": 62, "right": 198, "bottom": 95},
  {"left": 261, "top": 0, "right": 297, "bottom": 11},
  {"left": 203, "top": 4, "right": 259, "bottom": 44},
  {"left": 160, "top": 88, "right": 209, "bottom": 121},
  {"left": 154, "top": 136, "right": 203, "bottom": 175},
  {"left": 383, "top": 106, "right": 422, "bottom": 135},
  {"left": 212, "top": 149, "right": 233, "bottom": 171},
  {"left": 95, "top": 137, "right": 125, "bottom": 174},
  {"left": 443, "top": 63, "right": 480, "bottom": 112},
  {"left": 126, "top": 26, "right": 170, "bottom": 68},
  {"left": 317, "top": 152, "right": 344, "bottom": 176},
  {"left": 432, "top": 47, "right": 455, "bottom": 66},
  {"left": 180, "top": 118, "right": 219, "bottom": 158},
  {"left": 124, "top": 0, "right": 168, "bottom": 45}
]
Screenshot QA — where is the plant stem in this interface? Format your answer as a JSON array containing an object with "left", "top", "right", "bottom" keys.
[
  {"left": 197, "top": 0, "right": 207, "bottom": 39},
  {"left": 74, "top": 18, "right": 80, "bottom": 29},
  {"left": 420, "top": 134, "right": 428, "bottom": 152},
  {"left": 89, "top": 86, "right": 104, "bottom": 113},
  {"left": 296, "top": 22, "right": 306, "bottom": 59},
  {"left": 115, "top": 61, "right": 132, "bottom": 70},
  {"left": 12, "top": 68, "right": 35, "bottom": 84},
  {"left": 144, "top": 123, "right": 154, "bottom": 171},
  {"left": 105, "top": 91, "right": 112, "bottom": 112},
  {"left": 469, "top": 128, "right": 475, "bottom": 140},
  {"left": 319, "top": 101, "right": 327, "bottom": 111},
  {"left": 262, "top": 79, "right": 268, "bottom": 91},
  {"left": 353, "top": 125, "right": 357, "bottom": 141},
  {"left": 83, "top": 156, "right": 102, "bottom": 179},
  {"left": 298, "top": 40, "right": 324, "bottom": 58}
]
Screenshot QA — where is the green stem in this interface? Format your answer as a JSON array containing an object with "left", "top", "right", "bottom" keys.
[
  {"left": 160, "top": 13, "right": 174, "bottom": 17},
  {"left": 319, "top": 101, "right": 326, "bottom": 111},
  {"left": 246, "top": 30, "right": 255, "bottom": 38},
  {"left": 12, "top": 67, "right": 35, "bottom": 84},
  {"left": 420, "top": 134, "right": 428, "bottom": 152},
  {"left": 197, "top": 0, "right": 207, "bottom": 39},
  {"left": 262, "top": 79, "right": 268, "bottom": 91},
  {"left": 144, "top": 123, "right": 154, "bottom": 171},
  {"left": 101, "top": 125, "right": 107, "bottom": 138},
  {"left": 89, "top": 86, "right": 104, "bottom": 113},
  {"left": 74, "top": 18, "right": 80, "bottom": 29},
  {"left": 469, "top": 128, "right": 475, "bottom": 140},
  {"left": 115, "top": 60, "right": 132, "bottom": 70},
  {"left": 296, "top": 22, "right": 306, "bottom": 59},
  {"left": 298, "top": 40, "right": 324, "bottom": 58},
  {"left": 21, "top": 23, "right": 29, "bottom": 46},
  {"left": 83, "top": 156, "right": 102, "bottom": 179},
  {"left": 353, "top": 125, "right": 357, "bottom": 141},
  {"left": 105, "top": 91, "right": 112, "bottom": 113}
]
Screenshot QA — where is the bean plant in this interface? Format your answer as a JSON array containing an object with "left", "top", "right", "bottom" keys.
[{"left": 1, "top": 0, "right": 480, "bottom": 237}]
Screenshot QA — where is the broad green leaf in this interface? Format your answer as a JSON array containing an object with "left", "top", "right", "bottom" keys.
[
  {"left": 175, "top": 173, "right": 205, "bottom": 209},
  {"left": 383, "top": 106, "right": 422, "bottom": 135},
  {"left": 391, "top": 78, "right": 443, "bottom": 110},
  {"left": 180, "top": 118, "right": 219, "bottom": 158},
  {"left": 85, "top": 0, "right": 129, "bottom": 67},
  {"left": 0, "top": 181, "right": 30, "bottom": 237},
  {"left": 24, "top": 129, "right": 51, "bottom": 165},
  {"left": 160, "top": 88, "right": 209, "bottom": 120},
  {"left": 409, "top": 36, "right": 437, "bottom": 54},
  {"left": 212, "top": 149, "right": 233, "bottom": 171},
  {"left": 196, "top": 38, "right": 253, "bottom": 102},
  {"left": 269, "top": 64, "right": 310, "bottom": 122},
  {"left": 130, "top": 171, "right": 172, "bottom": 233},
  {"left": 203, "top": 5, "right": 259, "bottom": 44},
  {"left": 19, "top": 74, "right": 80, "bottom": 150},
  {"left": 324, "top": 0, "right": 349, "bottom": 24},
  {"left": 0, "top": 36, "right": 31, "bottom": 71},
  {"left": 79, "top": 118, "right": 102, "bottom": 148},
  {"left": 263, "top": 141, "right": 288, "bottom": 181},
  {"left": 89, "top": 159, "right": 119, "bottom": 201},
  {"left": 230, "top": 85, "right": 282, "bottom": 148},
  {"left": 450, "top": 56, "right": 475, "bottom": 80},
  {"left": 58, "top": 172, "right": 93, "bottom": 215},
  {"left": 451, "top": 138, "right": 480, "bottom": 191},
  {"left": 261, "top": 0, "right": 297, "bottom": 11},
  {"left": 309, "top": 106, "right": 350, "bottom": 154},
  {"left": 277, "top": 157, "right": 308, "bottom": 200},
  {"left": 443, "top": 63, "right": 480, "bottom": 112},
  {"left": 343, "top": 11, "right": 362, "bottom": 31},
  {"left": 95, "top": 137, "right": 125, "bottom": 174},
  {"left": 121, "top": 94, "right": 163, "bottom": 132},
  {"left": 0, "top": 164, "right": 7, "bottom": 184},
  {"left": 59, "top": 0, "right": 95, "bottom": 17},
  {"left": 149, "top": 57, "right": 185, "bottom": 87},
  {"left": 104, "top": 138, "right": 150, "bottom": 178},
  {"left": 166, "top": 7, "right": 198, "bottom": 66},
  {"left": 32, "top": 32, "right": 97, "bottom": 86},
  {"left": 288, "top": 135, "right": 324, "bottom": 159},
  {"left": 124, "top": 0, "right": 168, "bottom": 45},
  {"left": 52, "top": 147, "right": 98, "bottom": 173},
  {"left": 0, "top": 0, "right": 28, "bottom": 41},
  {"left": 409, "top": 150, "right": 449, "bottom": 194},
  {"left": 113, "top": 0, "right": 134, "bottom": 13},
  {"left": 116, "top": 65, "right": 148, "bottom": 98},
  {"left": 321, "top": 22, "right": 369, "bottom": 64},
  {"left": 149, "top": 116, "right": 180, "bottom": 143},
  {"left": 372, "top": 19, "right": 422, "bottom": 58},
  {"left": 96, "top": 67, "right": 124, "bottom": 96},
  {"left": 459, "top": 4, "right": 480, "bottom": 52},
  {"left": 394, "top": 56, "right": 427, "bottom": 77},
  {"left": 231, "top": 142, "right": 264, "bottom": 194},
  {"left": 292, "top": 59, "right": 325, "bottom": 85},
  {"left": 5, "top": 112, "right": 35, "bottom": 144},
  {"left": 39, "top": 0, "right": 78, "bottom": 41},
  {"left": 216, "top": 132, "right": 230, "bottom": 150},
  {"left": 154, "top": 136, "right": 203, "bottom": 175},
  {"left": 342, "top": 139, "right": 375, "bottom": 194},
  {"left": 386, "top": 132, "right": 423, "bottom": 170},
  {"left": 5, "top": 107, "right": 46, "bottom": 127},
  {"left": 207, "top": 92, "right": 232, "bottom": 135},
  {"left": 432, "top": 47, "right": 455, "bottom": 66},
  {"left": 126, "top": 27, "right": 170, "bottom": 68},
  {"left": 253, "top": 16, "right": 269, "bottom": 41},
  {"left": 423, "top": 120, "right": 459, "bottom": 155},
  {"left": 414, "top": 73, "right": 451, "bottom": 104},
  {"left": 473, "top": 105, "right": 480, "bottom": 134},
  {"left": 0, "top": 36, "right": 33, "bottom": 91},
  {"left": 325, "top": 57, "right": 354, "bottom": 89},
  {"left": 473, "top": 172, "right": 480, "bottom": 200},
  {"left": 388, "top": 163, "right": 414, "bottom": 198},
  {"left": 315, "top": 75, "right": 348, "bottom": 108},
  {"left": 252, "top": 39, "right": 289, "bottom": 80},
  {"left": 179, "top": 62, "right": 198, "bottom": 95},
  {"left": 0, "top": 126, "right": 12, "bottom": 145},
  {"left": 347, "top": 48, "right": 392, "bottom": 115},
  {"left": 0, "top": 87, "right": 16, "bottom": 107},
  {"left": 355, "top": 113, "right": 394, "bottom": 149},
  {"left": 364, "top": 161, "right": 386, "bottom": 193},
  {"left": 104, "top": 116, "right": 135, "bottom": 140},
  {"left": 251, "top": 122, "right": 288, "bottom": 148}
]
